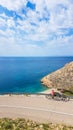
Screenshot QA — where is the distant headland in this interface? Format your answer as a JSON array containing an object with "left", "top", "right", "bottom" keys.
[{"left": 41, "top": 61, "right": 73, "bottom": 92}]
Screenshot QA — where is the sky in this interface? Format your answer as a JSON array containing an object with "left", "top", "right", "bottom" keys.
[{"left": 0, "top": 0, "right": 73, "bottom": 56}]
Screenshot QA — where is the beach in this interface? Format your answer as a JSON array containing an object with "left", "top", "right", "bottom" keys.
[{"left": 0, "top": 94, "right": 73, "bottom": 126}]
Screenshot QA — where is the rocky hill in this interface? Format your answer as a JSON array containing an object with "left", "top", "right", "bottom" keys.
[{"left": 41, "top": 62, "right": 73, "bottom": 92}]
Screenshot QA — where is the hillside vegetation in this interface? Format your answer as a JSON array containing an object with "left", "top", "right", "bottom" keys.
[
  {"left": 0, "top": 118, "right": 73, "bottom": 130},
  {"left": 41, "top": 62, "right": 73, "bottom": 92}
]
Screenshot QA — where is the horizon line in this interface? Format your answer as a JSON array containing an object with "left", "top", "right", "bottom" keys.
[{"left": 0, "top": 56, "right": 73, "bottom": 57}]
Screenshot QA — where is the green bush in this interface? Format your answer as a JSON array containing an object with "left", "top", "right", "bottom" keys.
[{"left": 0, "top": 118, "right": 73, "bottom": 130}]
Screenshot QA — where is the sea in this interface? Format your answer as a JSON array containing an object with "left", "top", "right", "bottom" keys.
[{"left": 0, "top": 57, "right": 73, "bottom": 94}]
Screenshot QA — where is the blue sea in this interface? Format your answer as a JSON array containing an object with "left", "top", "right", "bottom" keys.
[{"left": 0, "top": 57, "right": 73, "bottom": 94}]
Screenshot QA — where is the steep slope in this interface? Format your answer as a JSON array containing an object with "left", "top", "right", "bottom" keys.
[{"left": 41, "top": 62, "right": 73, "bottom": 92}]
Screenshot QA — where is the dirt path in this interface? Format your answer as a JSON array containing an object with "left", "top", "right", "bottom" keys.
[{"left": 0, "top": 95, "right": 73, "bottom": 125}]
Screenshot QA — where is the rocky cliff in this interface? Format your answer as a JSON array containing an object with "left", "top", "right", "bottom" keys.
[{"left": 41, "top": 62, "right": 73, "bottom": 92}]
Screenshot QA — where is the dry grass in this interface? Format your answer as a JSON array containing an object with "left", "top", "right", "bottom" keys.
[{"left": 0, "top": 118, "right": 73, "bottom": 130}]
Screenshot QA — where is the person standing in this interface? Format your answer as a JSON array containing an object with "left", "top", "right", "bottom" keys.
[{"left": 51, "top": 89, "right": 55, "bottom": 99}]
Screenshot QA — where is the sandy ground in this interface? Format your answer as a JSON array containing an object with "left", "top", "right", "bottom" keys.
[
  {"left": 40, "top": 88, "right": 59, "bottom": 94},
  {"left": 0, "top": 94, "right": 73, "bottom": 126}
]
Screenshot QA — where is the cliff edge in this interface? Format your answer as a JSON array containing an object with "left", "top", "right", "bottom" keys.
[{"left": 41, "top": 61, "right": 73, "bottom": 92}]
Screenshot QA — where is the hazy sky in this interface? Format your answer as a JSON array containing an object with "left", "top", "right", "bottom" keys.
[{"left": 0, "top": 0, "right": 73, "bottom": 56}]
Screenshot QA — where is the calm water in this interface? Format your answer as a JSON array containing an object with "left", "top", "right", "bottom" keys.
[{"left": 0, "top": 57, "right": 73, "bottom": 94}]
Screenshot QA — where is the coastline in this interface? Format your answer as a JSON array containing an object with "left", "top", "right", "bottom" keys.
[
  {"left": 0, "top": 93, "right": 73, "bottom": 125},
  {"left": 0, "top": 57, "right": 73, "bottom": 94},
  {"left": 0, "top": 88, "right": 59, "bottom": 96}
]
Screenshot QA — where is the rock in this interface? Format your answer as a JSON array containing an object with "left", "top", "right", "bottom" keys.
[{"left": 41, "top": 61, "right": 73, "bottom": 92}]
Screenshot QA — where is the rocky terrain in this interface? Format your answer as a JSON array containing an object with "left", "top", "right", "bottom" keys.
[{"left": 41, "top": 62, "right": 73, "bottom": 92}]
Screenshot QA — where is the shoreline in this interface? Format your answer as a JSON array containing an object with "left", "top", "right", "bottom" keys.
[{"left": 0, "top": 87, "right": 72, "bottom": 97}]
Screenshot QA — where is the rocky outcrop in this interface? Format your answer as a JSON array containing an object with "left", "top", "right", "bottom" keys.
[{"left": 41, "top": 62, "right": 73, "bottom": 92}]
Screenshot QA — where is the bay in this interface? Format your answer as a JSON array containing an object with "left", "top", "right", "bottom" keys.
[{"left": 0, "top": 57, "right": 73, "bottom": 94}]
